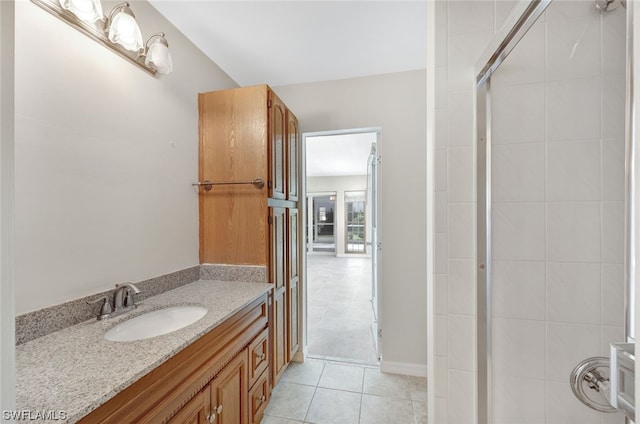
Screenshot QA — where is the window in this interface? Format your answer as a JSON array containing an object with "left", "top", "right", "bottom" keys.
[{"left": 345, "top": 191, "right": 366, "bottom": 254}]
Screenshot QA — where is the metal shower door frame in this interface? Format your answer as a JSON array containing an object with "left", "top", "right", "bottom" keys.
[{"left": 475, "top": 1, "right": 553, "bottom": 423}]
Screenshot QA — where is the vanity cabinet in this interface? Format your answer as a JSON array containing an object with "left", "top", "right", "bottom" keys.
[
  {"left": 79, "top": 295, "right": 268, "bottom": 424},
  {"left": 198, "top": 85, "right": 301, "bottom": 389}
]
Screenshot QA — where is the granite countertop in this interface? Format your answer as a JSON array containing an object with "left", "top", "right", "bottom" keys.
[{"left": 15, "top": 279, "right": 272, "bottom": 424}]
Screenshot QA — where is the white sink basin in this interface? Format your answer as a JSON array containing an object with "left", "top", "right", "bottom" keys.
[{"left": 104, "top": 305, "right": 208, "bottom": 342}]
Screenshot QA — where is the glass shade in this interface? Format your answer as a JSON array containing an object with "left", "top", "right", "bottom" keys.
[
  {"left": 145, "top": 38, "right": 173, "bottom": 75},
  {"left": 107, "top": 7, "right": 143, "bottom": 52},
  {"left": 59, "top": 0, "right": 103, "bottom": 23}
]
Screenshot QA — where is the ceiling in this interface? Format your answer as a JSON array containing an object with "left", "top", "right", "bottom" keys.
[
  {"left": 306, "top": 132, "right": 376, "bottom": 177},
  {"left": 148, "top": 1, "right": 427, "bottom": 87},
  {"left": 148, "top": 2, "right": 422, "bottom": 177}
]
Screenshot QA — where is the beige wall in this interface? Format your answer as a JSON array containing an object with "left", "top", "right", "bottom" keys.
[
  {"left": 275, "top": 69, "right": 428, "bottom": 373},
  {"left": 14, "top": 0, "right": 238, "bottom": 314}
]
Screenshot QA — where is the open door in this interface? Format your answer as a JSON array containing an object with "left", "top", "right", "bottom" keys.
[{"left": 367, "top": 141, "right": 381, "bottom": 360}]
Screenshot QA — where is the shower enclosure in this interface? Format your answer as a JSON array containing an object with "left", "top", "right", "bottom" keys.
[{"left": 476, "top": 0, "right": 630, "bottom": 422}]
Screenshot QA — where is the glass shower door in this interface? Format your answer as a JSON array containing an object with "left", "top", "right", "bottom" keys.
[{"left": 477, "top": 0, "right": 627, "bottom": 422}]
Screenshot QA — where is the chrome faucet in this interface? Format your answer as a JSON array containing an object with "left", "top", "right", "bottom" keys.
[
  {"left": 112, "top": 282, "right": 141, "bottom": 314},
  {"left": 87, "top": 282, "right": 141, "bottom": 320}
]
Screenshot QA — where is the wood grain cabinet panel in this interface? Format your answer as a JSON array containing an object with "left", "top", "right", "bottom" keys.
[
  {"left": 197, "top": 85, "right": 301, "bottom": 390},
  {"left": 248, "top": 370, "right": 270, "bottom": 424},
  {"left": 286, "top": 110, "right": 299, "bottom": 201},
  {"left": 209, "top": 351, "right": 249, "bottom": 424},
  {"left": 167, "top": 389, "right": 210, "bottom": 424},
  {"left": 248, "top": 328, "right": 269, "bottom": 388}
]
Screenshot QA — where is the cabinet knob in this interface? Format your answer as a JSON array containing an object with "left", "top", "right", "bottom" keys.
[
  {"left": 256, "top": 352, "right": 266, "bottom": 361},
  {"left": 257, "top": 395, "right": 266, "bottom": 405},
  {"left": 207, "top": 412, "right": 215, "bottom": 423},
  {"left": 216, "top": 404, "right": 223, "bottom": 414}
]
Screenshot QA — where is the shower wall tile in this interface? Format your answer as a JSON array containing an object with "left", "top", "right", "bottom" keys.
[
  {"left": 546, "top": 262, "right": 601, "bottom": 325},
  {"left": 448, "top": 259, "right": 475, "bottom": 315},
  {"left": 435, "top": 233, "right": 448, "bottom": 274},
  {"left": 602, "top": 75, "right": 626, "bottom": 140},
  {"left": 601, "top": 201, "right": 624, "bottom": 264},
  {"left": 494, "top": 0, "right": 519, "bottom": 32},
  {"left": 492, "top": 202, "right": 546, "bottom": 261},
  {"left": 492, "top": 143, "right": 545, "bottom": 202},
  {"left": 602, "top": 138, "right": 626, "bottom": 201},
  {"left": 493, "top": 376, "right": 546, "bottom": 424},
  {"left": 436, "top": 315, "right": 449, "bottom": 356},
  {"left": 544, "top": 0, "right": 598, "bottom": 23},
  {"left": 601, "top": 264, "right": 624, "bottom": 326},
  {"left": 435, "top": 106, "right": 448, "bottom": 148},
  {"left": 435, "top": 397, "right": 448, "bottom": 423},
  {"left": 435, "top": 191, "right": 448, "bottom": 233},
  {"left": 546, "top": 202, "right": 601, "bottom": 263},
  {"left": 448, "top": 314, "right": 476, "bottom": 371},
  {"left": 448, "top": 370, "right": 476, "bottom": 424},
  {"left": 435, "top": 148, "right": 448, "bottom": 191},
  {"left": 448, "top": 203, "right": 475, "bottom": 259},
  {"left": 545, "top": 14, "right": 601, "bottom": 80},
  {"left": 546, "top": 322, "right": 601, "bottom": 383},
  {"left": 435, "top": 274, "right": 449, "bottom": 315},
  {"left": 447, "top": 32, "right": 494, "bottom": 91},
  {"left": 448, "top": 0, "right": 494, "bottom": 36},
  {"left": 546, "top": 139, "right": 601, "bottom": 201},
  {"left": 492, "top": 260, "right": 545, "bottom": 320},
  {"left": 448, "top": 147, "right": 474, "bottom": 203},
  {"left": 601, "top": 325, "right": 625, "bottom": 357},
  {"left": 435, "top": 356, "right": 449, "bottom": 397},
  {"left": 491, "top": 23, "right": 545, "bottom": 87},
  {"left": 447, "top": 90, "right": 474, "bottom": 146},
  {"left": 435, "top": 1, "right": 448, "bottom": 66},
  {"left": 602, "top": 9, "right": 626, "bottom": 76},
  {"left": 546, "top": 381, "right": 602, "bottom": 424},
  {"left": 492, "top": 83, "right": 545, "bottom": 144},
  {"left": 493, "top": 318, "right": 545, "bottom": 379},
  {"left": 546, "top": 77, "right": 601, "bottom": 141}
]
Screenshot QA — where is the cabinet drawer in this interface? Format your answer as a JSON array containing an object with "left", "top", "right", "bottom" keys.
[
  {"left": 248, "top": 370, "right": 270, "bottom": 424},
  {"left": 248, "top": 328, "right": 269, "bottom": 388}
]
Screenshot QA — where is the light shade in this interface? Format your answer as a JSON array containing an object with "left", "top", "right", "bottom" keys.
[
  {"left": 144, "top": 34, "right": 173, "bottom": 75},
  {"left": 106, "top": 3, "right": 143, "bottom": 52},
  {"left": 59, "top": 0, "right": 103, "bottom": 23}
]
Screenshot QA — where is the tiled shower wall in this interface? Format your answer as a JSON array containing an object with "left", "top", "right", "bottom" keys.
[
  {"left": 490, "top": 2, "right": 625, "bottom": 423},
  {"left": 433, "top": 1, "right": 626, "bottom": 423}
]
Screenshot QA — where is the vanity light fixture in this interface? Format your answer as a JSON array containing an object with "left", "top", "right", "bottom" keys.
[
  {"left": 31, "top": 0, "right": 173, "bottom": 76},
  {"left": 59, "top": 0, "right": 103, "bottom": 23},
  {"left": 142, "top": 33, "right": 173, "bottom": 75},
  {"left": 105, "top": 2, "right": 143, "bottom": 52}
]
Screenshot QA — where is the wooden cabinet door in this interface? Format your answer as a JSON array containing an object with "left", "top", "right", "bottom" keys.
[
  {"left": 286, "top": 110, "right": 299, "bottom": 201},
  {"left": 209, "top": 351, "right": 248, "bottom": 424},
  {"left": 287, "top": 208, "right": 300, "bottom": 359},
  {"left": 268, "top": 91, "right": 287, "bottom": 200},
  {"left": 269, "top": 207, "right": 286, "bottom": 290},
  {"left": 167, "top": 388, "right": 210, "bottom": 424},
  {"left": 272, "top": 288, "right": 288, "bottom": 385}
]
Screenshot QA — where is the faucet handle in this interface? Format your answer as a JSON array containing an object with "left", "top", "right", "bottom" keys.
[{"left": 86, "top": 295, "right": 113, "bottom": 319}]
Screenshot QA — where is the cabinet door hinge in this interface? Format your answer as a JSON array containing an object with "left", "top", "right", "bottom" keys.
[
  {"left": 378, "top": 328, "right": 382, "bottom": 338},
  {"left": 267, "top": 99, "right": 272, "bottom": 108},
  {"left": 377, "top": 155, "right": 382, "bottom": 165},
  {"left": 268, "top": 180, "right": 273, "bottom": 189},
  {"left": 268, "top": 216, "right": 273, "bottom": 225}
]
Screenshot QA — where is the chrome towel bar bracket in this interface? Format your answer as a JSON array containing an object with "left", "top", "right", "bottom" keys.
[{"left": 192, "top": 178, "right": 265, "bottom": 191}]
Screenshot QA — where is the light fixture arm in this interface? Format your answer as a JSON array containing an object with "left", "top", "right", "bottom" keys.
[
  {"left": 106, "top": 1, "right": 131, "bottom": 25},
  {"left": 139, "top": 32, "right": 168, "bottom": 58}
]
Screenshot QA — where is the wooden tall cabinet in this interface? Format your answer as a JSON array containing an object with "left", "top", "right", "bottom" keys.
[{"left": 198, "top": 85, "right": 301, "bottom": 389}]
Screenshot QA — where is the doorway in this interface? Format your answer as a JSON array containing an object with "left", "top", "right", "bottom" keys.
[{"left": 302, "top": 128, "right": 381, "bottom": 364}]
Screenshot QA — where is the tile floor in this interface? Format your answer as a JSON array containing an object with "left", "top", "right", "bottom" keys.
[
  {"left": 306, "top": 255, "right": 378, "bottom": 363},
  {"left": 261, "top": 358, "right": 427, "bottom": 424}
]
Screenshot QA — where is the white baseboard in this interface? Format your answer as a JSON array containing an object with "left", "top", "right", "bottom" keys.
[{"left": 380, "top": 360, "right": 428, "bottom": 377}]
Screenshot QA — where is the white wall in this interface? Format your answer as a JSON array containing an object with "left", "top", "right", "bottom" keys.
[
  {"left": 14, "top": 0, "right": 238, "bottom": 314},
  {"left": 275, "top": 69, "right": 428, "bottom": 373},
  {"left": 1, "top": 0, "right": 16, "bottom": 414},
  {"left": 307, "top": 175, "right": 368, "bottom": 257}
]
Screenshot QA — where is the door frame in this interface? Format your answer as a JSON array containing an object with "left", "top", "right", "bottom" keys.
[{"left": 298, "top": 127, "right": 382, "bottom": 362}]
